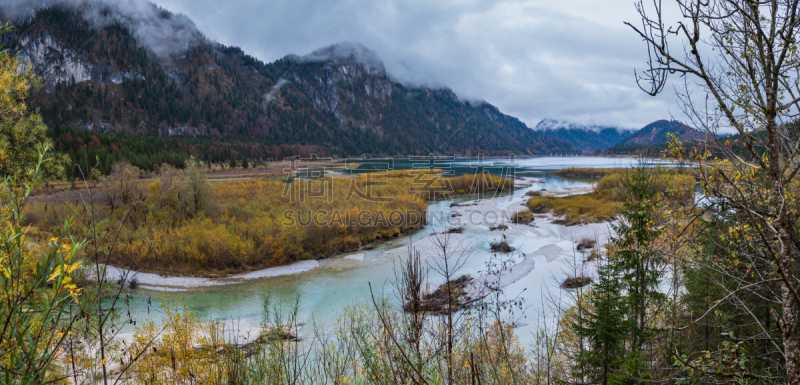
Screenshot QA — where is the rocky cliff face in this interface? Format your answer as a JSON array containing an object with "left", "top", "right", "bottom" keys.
[
  {"left": 16, "top": 33, "right": 94, "bottom": 90},
  {"left": 308, "top": 61, "right": 392, "bottom": 130}
]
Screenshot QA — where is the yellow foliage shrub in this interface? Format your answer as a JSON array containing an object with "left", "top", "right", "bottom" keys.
[
  {"left": 97, "top": 172, "right": 511, "bottom": 274},
  {"left": 128, "top": 299, "right": 229, "bottom": 383},
  {"left": 527, "top": 168, "right": 694, "bottom": 225},
  {"left": 527, "top": 194, "right": 623, "bottom": 225}
]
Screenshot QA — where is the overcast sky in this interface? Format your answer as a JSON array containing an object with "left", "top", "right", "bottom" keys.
[{"left": 150, "top": 0, "right": 683, "bottom": 129}]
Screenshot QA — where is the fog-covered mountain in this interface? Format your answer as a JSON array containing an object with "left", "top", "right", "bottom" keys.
[
  {"left": 0, "top": 1, "right": 575, "bottom": 158},
  {"left": 534, "top": 119, "right": 634, "bottom": 152},
  {"left": 615, "top": 119, "right": 703, "bottom": 146}
]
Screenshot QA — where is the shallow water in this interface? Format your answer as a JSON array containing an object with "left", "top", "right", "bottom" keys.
[{"left": 116, "top": 157, "right": 655, "bottom": 342}]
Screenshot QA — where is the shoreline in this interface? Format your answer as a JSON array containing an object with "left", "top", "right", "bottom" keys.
[{"left": 101, "top": 260, "right": 322, "bottom": 292}]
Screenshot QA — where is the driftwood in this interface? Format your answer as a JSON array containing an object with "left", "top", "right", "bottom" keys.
[
  {"left": 552, "top": 218, "right": 580, "bottom": 226},
  {"left": 576, "top": 238, "right": 597, "bottom": 252},
  {"left": 489, "top": 224, "right": 509, "bottom": 231},
  {"left": 197, "top": 323, "right": 301, "bottom": 359},
  {"left": 405, "top": 275, "right": 473, "bottom": 314},
  {"left": 490, "top": 241, "right": 513, "bottom": 252},
  {"left": 561, "top": 276, "right": 592, "bottom": 289}
]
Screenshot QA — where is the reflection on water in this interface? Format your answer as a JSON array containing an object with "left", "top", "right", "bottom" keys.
[{"left": 117, "top": 157, "right": 652, "bottom": 342}]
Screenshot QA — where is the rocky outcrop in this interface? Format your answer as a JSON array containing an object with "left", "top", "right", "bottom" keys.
[
  {"left": 16, "top": 32, "right": 149, "bottom": 91},
  {"left": 296, "top": 49, "right": 396, "bottom": 131},
  {"left": 16, "top": 33, "right": 93, "bottom": 91},
  {"left": 109, "top": 70, "right": 145, "bottom": 84}
]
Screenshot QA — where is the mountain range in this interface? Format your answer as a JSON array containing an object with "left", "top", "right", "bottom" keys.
[
  {"left": 534, "top": 120, "right": 635, "bottom": 152},
  {"left": 605, "top": 119, "right": 705, "bottom": 154},
  {"left": 615, "top": 120, "right": 704, "bottom": 146},
  {"left": 0, "top": 2, "right": 576, "bottom": 159},
  {"left": 533, "top": 119, "right": 706, "bottom": 155}
]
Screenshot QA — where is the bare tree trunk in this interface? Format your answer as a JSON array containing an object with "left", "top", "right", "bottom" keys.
[
  {"left": 778, "top": 214, "right": 800, "bottom": 383},
  {"left": 780, "top": 279, "right": 800, "bottom": 383}
]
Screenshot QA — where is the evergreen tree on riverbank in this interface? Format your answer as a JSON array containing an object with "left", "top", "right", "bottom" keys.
[
  {"left": 573, "top": 258, "right": 629, "bottom": 384},
  {"left": 572, "top": 166, "right": 667, "bottom": 383},
  {"left": 611, "top": 167, "right": 666, "bottom": 352}
]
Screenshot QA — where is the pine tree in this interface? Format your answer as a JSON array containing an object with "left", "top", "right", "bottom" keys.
[
  {"left": 611, "top": 166, "right": 666, "bottom": 351},
  {"left": 242, "top": 156, "right": 249, "bottom": 169},
  {"left": 573, "top": 258, "right": 629, "bottom": 385},
  {"left": 229, "top": 155, "right": 237, "bottom": 169},
  {"left": 574, "top": 166, "right": 668, "bottom": 384}
]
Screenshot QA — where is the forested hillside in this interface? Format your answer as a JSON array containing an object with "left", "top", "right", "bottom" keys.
[
  {"left": 605, "top": 119, "right": 704, "bottom": 154},
  {"left": 0, "top": 3, "right": 574, "bottom": 171}
]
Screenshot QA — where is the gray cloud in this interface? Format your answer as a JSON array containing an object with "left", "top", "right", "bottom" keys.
[
  {"left": 3, "top": 0, "right": 205, "bottom": 61},
  {"left": 263, "top": 78, "right": 288, "bottom": 103},
  {"left": 4, "top": 0, "right": 686, "bottom": 129},
  {"left": 150, "top": 0, "right": 684, "bottom": 129},
  {"left": 301, "top": 42, "right": 385, "bottom": 74}
]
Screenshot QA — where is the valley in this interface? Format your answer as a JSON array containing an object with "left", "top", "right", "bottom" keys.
[
  {"left": 100, "top": 157, "right": 651, "bottom": 343},
  {"left": 2, "top": 0, "right": 795, "bottom": 383}
]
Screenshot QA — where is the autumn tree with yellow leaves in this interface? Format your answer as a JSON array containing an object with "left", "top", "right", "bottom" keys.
[
  {"left": 0, "top": 23, "right": 67, "bottom": 180},
  {"left": 0, "top": 23, "right": 86, "bottom": 383},
  {"left": 628, "top": 0, "right": 800, "bottom": 381}
]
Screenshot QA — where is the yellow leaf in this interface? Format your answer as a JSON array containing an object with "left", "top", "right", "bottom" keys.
[
  {"left": 47, "top": 266, "right": 63, "bottom": 282},
  {"left": 66, "top": 261, "right": 81, "bottom": 274}
]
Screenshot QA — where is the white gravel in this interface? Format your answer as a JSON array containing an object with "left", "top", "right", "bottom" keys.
[
  {"left": 384, "top": 187, "right": 615, "bottom": 299},
  {"left": 101, "top": 260, "right": 321, "bottom": 289}
]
